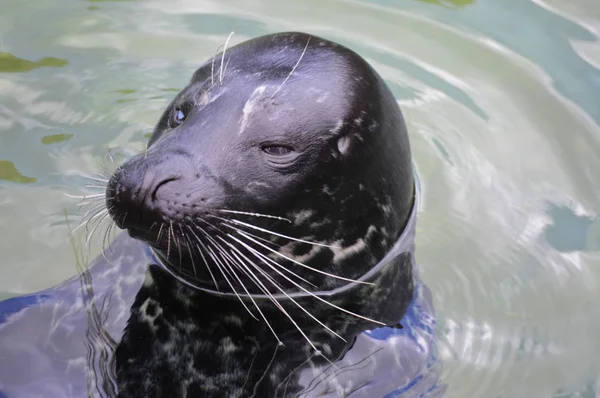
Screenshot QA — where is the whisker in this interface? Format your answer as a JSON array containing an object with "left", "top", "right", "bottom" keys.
[
  {"left": 86, "top": 212, "right": 110, "bottom": 248},
  {"left": 228, "top": 237, "right": 346, "bottom": 341},
  {"left": 219, "top": 31, "right": 235, "bottom": 84},
  {"left": 183, "top": 237, "right": 197, "bottom": 277},
  {"left": 76, "top": 174, "right": 109, "bottom": 184},
  {"left": 270, "top": 36, "right": 310, "bottom": 100},
  {"left": 199, "top": 218, "right": 315, "bottom": 288},
  {"left": 215, "top": 209, "right": 291, "bottom": 223},
  {"left": 225, "top": 240, "right": 338, "bottom": 350},
  {"left": 156, "top": 223, "right": 165, "bottom": 244},
  {"left": 249, "top": 344, "right": 281, "bottom": 398},
  {"left": 219, "top": 217, "right": 340, "bottom": 248},
  {"left": 229, "top": 233, "right": 385, "bottom": 326},
  {"left": 167, "top": 221, "right": 173, "bottom": 258},
  {"left": 236, "top": 230, "right": 372, "bottom": 286},
  {"left": 71, "top": 208, "right": 107, "bottom": 236},
  {"left": 211, "top": 45, "right": 224, "bottom": 86},
  {"left": 102, "top": 214, "right": 116, "bottom": 253},
  {"left": 76, "top": 200, "right": 106, "bottom": 209},
  {"left": 204, "top": 243, "right": 258, "bottom": 321},
  {"left": 186, "top": 224, "right": 219, "bottom": 291},
  {"left": 211, "top": 240, "right": 283, "bottom": 344},
  {"left": 218, "top": 231, "right": 316, "bottom": 288},
  {"left": 83, "top": 185, "right": 108, "bottom": 190},
  {"left": 65, "top": 193, "right": 105, "bottom": 200}
]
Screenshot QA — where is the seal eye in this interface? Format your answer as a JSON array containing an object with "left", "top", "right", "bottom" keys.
[
  {"left": 262, "top": 145, "right": 294, "bottom": 156},
  {"left": 170, "top": 107, "right": 186, "bottom": 127}
]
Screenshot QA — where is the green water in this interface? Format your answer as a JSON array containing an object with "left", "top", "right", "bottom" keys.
[{"left": 1, "top": 0, "right": 599, "bottom": 396}]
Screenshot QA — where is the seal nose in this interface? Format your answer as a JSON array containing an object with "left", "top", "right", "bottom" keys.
[{"left": 106, "top": 161, "right": 181, "bottom": 230}]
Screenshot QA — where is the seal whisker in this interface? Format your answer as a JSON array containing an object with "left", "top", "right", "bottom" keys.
[
  {"left": 77, "top": 174, "right": 110, "bottom": 184},
  {"left": 203, "top": 243, "right": 259, "bottom": 321},
  {"left": 71, "top": 207, "right": 107, "bottom": 236},
  {"left": 185, "top": 224, "right": 220, "bottom": 290},
  {"left": 65, "top": 193, "right": 105, "bottom": 200},
  {"left": 300, "top": 347, "right": 384, "bottom": 396},
  {"left": 187, "top": 221, "right": 259, "bottom": 319},
  {"left": 175, "top": 225, "right": 184, "bottom": 270},
  {"left": 101, "top": 213, "right": 117, "bottom": 253},
  {"left": 230, "top": 232, "right": 385, "bottom": 326},
  {"left": 220, "top": 229, "right": 317, "bottom": 288},
  {"left": 236, "top": 229, "right": 373, "bottom": 286},
  {"left": 210, "top": 44, "right": 224, "bottom": 86},
  {"left": 249, "top": 343, "right": 281, "bottom": 398},
  {"left": 226, "top": 251, "right": 284, "bottom": 342},
  {"left": 214, "top": 209, "right": 292, "bottom": 223},
  {"left": 81, "top": 210, "right": 109, "bottom": 245},
  {"left": 77, "top": 200, "right": 106, "bottom": 209},
  {"left": 198, "top": 218, "right": 316, "bottom": 287},
  {"left": 167, "top": 221, "right": 175, "bottom": 258},
  {"left": 277, "top": 351, "right": 320, "bottom": 397},
  {"left": 83, "top": 185, "right": 108, "bottom": 190},
  {"left": 219, "top": 31, "right": 235, "bottom": 84},
  {"left": 223, "top": 241, "right": 323, "bottom": 349},
  {"left": 212, "top": 239, "right": 284, "bottom": 344},
  {"left": 226, "top": 238, "right": 345, "bottom": 351},
  {"left": 220, "top": 218, "right": 340, "bottom": 249},
  {"left": 182, "top": 236, "right": 197, "bottom": 277},
  {"left": 156, "top": 223, "right": 165, "bottom": 244},
  {"left": 269, "top": 36, "right": 310, "bottom": 100},
  {"left": 226, "top": 236, "right": 346, "bottom": 340}
]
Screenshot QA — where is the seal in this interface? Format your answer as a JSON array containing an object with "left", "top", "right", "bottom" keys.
[
  {"left": 0, "top": 32, "right": 443, "bottom": 398},
  {"left": 108, "top": 31, "right": 416, "bottom": 397}
]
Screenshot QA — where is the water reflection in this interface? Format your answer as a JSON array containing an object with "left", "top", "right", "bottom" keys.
[
  {"left": 0, "top": 160, "right": 36, "bottom": 184},
  {"left": 0, "top": 53, "right": 68, "bottom": 73},
  {"left": 411, "top": 0, "right": 475, "bottom": 8},
  {"left": 0, "top": 0, "right": 599, "bottom": 396}
]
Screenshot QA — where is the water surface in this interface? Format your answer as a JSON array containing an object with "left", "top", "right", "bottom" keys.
[{"left": 1, "top": 0, "right": 599, "bottom": 396}]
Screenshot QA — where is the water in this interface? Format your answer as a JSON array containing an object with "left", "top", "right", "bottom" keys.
[{"left": 1, "top": 0, "right": 599, "bottom": 396}]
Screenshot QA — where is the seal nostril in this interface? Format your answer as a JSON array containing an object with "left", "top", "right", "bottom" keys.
[{"left": 151, "top": 177, "right": 178, "bottom": 201}]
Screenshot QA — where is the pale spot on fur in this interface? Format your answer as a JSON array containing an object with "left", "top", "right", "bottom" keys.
[
  {"left": 381, "top": 203, "right": 393, "bottom": 215},
  {"left": 275, "top": 241, "right": 326, "bottom": 263},
  {"left": 223, "top": 314, "right": 243, "bottom": 327},
  {"left": 142, "top": 270, "right": 154, "bottom": 287},
  {"left": 331, "top": 225, "right": 377, "bottom": 263},
  {"left": 293, "top": 209, "right": 315, "bottom": 225},
  {"left": 138, "top": 298, "right": 163, "bottom": 332},
  {"left": 337, "top": 136, "right": 351, "bottom": 155},
  {"left": 238, "top": 85, "right": 267, "bottom": 135},
  {"left": 306, "top": 87, "right": 329, "bottom": 104},
  {"left": 322, "top": 185, "right": 334, "bottom": 196},
  {"left": 329, "top": 119, "right": 344, "bottom": 134},
  {"left": 220, "top": 337, "right": 239, "bottom": 354}
]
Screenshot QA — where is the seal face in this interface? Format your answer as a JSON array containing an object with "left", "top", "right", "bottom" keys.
[
  {"left": 103, "top": 31, "right": 416, "bottom": 397},
  {"left": 106, "top": 31, "right": 414, "bottom": 294}
]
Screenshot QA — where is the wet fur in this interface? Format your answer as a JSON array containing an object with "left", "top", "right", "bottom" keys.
[{"left": 104, "top": 32, "right": 415, "bottom": 397}]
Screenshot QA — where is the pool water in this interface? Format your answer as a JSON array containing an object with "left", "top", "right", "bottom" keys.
[{"left": 1, "top": 0, "right": 599, "bottom": 396}]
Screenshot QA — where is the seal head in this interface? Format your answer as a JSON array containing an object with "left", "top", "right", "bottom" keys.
[{"left": 106, "top": 32, "right": 414, "bottom": 294}]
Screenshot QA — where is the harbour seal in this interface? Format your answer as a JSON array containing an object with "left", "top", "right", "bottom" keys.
[{"left": 0, "top": 32, "right": 443, "bottom": 397}]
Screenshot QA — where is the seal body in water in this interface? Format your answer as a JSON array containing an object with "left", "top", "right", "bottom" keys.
[{"left": 0, "top": 32, "right": 444, "bottom": 397}]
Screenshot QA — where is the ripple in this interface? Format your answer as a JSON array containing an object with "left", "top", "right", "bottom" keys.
[{"left": 1, "top": 0, "right": 600, "bottom": 396}]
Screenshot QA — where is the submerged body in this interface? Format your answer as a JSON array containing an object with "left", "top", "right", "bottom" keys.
[
  {"left": 0, "top": 32, "right": 443, "bottom": 397},
  {"left": 0, "top": 229, "right": 440, "bottom": 397}
]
